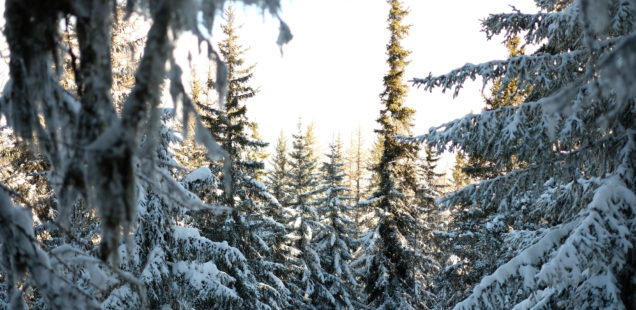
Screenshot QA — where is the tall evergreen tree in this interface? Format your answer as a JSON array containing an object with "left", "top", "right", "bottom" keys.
[
  {"left": 415, "top": 147, "right": 445, "bottom": 304},
  {"left": 283, "top": 121, "right": 325, "bottom": 308},
  {"left": 192, "top": 6, "right": 289, "bottom": 309},
  {"left": 197, "top": 5, "right": 262, "bottom": 181},
  {"left": 104, "top": 110, "right": 247, "bottom": 309},
  {"left": 263, "top": 131, "right": 301, "bottom": 308},
  {"left": 267, "top": 131, "right": 292, "bottom": 209},
  {"left": 101, "top": 10, "right": 250, "bottom": 309},
  {"left": 313, "top": 139, "right": 361, "bottom": 309},
  {"left": 355, "top": 1, "right": 437, "bottom": 308},
  {"left": 173, "top": 89, "right": 211, "bottom": 178},
  {"left": 288, "top": 122, "right": 320, "bottom": 210}
]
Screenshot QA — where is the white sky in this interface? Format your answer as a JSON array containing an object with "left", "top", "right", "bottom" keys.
[{"left": 226, "top": 0, "right": 537, "bottom": 171}]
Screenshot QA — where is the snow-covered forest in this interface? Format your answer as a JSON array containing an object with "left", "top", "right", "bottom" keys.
[{"left": 0, "top": 0, "right": 635, "bottom": 309}]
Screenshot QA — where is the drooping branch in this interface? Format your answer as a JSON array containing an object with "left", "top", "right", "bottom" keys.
[{"left": 75, "top": 0, "right": 116, "bottom": 144}]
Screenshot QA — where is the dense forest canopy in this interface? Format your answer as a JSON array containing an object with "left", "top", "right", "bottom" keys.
[{"left": 0, "top": 0, "right": 634, "bottom": 309}]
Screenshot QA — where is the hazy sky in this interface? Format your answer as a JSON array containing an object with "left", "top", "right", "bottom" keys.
[
  {"left": 0, "top": 0, "right": 538, "bottom": 173},
  {"left": 226, "top": 0, "right": 537, "bottom": 171}
]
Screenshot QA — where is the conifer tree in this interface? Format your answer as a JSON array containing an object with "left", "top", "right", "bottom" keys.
[
  {"left": 418, "top": 148, "right": 444, "bottom": 203},
  {"left": 263, "top": 132, "right": 303, "bottom": 307},
  {"left": 413, "top": 0, "right": 636, "bottom": 308},
  {"left": 172, "top": 76, "right": 212, "bottom": 176},
  {"left": 191, "top": 6, "right": 290, "bottom": 309},
  {"left": 437, "top": 37, "right": 531, "bottom": 308},
  {"left": 0, "top": 130, "right": 55, "bottom": 229},
  {"left": 355, "top": 1, "right": 437, "bottom": 308},
  {"left": 104, "top": 112, "right": 247, "bottom": 309},
  {"left": 313, "top": 139, "right": 361, "bottom": 309},
  {"left": 102, "top": 11, "right": 250, "bottom": 309},
  {"left": 267, "top": 131, "right": 292, "bottom": 208},
  {"left": 284, "top": 121, "right": 326, "bottom": 308},
  {"left": 197, "top": 5, "right": 262, "bottom": 179},
  {"left": 415, "top": 147, "right": 446, "bottom": 301},
  {"left": 288, "top": 122, "right": 320, "bottom": 210}
]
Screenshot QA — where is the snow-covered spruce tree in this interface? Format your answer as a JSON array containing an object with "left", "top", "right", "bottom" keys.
[
  {"left": 172, "top": 76, "right": 212, "bottom": 177},
  {"left": 420, "top": 148, "right": 444, "bottom": 198},
  {"left": 0, "top": 0, "right": 291, "bottom": 308},
  {"left": 192, "top": 6, "right": 292, "bottom": 309},
  {"left": 267, "top": 131, "right": 292, "bottom": 209},
  {"left": 414, "top": 147, "right": 446, "bottom": 307},
  {"left": 434, "top": 37, "right": 531, "bottom": 309},
  {"left": 70, "top": 7, "right": 255, "bottom": 309},
  {"left": 411, "top": 0, "right": 636, "bottom": 308},
  {"left": 355, "top": 0, "right": 437, "bottom": 308},
  {"left": 312, "top": 139, "right": 362, "bottom": 309},
  {"left": 288, "top": 122, "right": 320, "bottom": 222},
  {"left": 263, "top": 131, "right": 305, "bottom": 307},
  {"left": 103, "top": 110, "right": 247, "bottom": 309},
  {"left": 283, "top": 121, "right": 326, "bottom": 308},
  {"left": 198, "top": 5, "right": 263, "bottom": 176}
]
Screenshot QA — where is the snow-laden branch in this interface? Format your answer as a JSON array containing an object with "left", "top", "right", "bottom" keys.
[
  {"left": 433, "top": 133, "right": 624, "bottom": 214},
  {"left": 0, "top": 187, "right": 100, "bottom": 309},
  {"left": 481, "top": 5, "right": 581, "bottom": 47},
  {"left": 455, "top": 175, "right": 636, "bottom": 309},
  {"left": 412, "top": 50, "right": 587, "bottom": 98},
  {"left": 413, "top": 1, "right": 636, "bottom": 307}
]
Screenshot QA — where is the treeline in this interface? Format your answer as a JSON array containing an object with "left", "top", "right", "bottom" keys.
[{"left": 171, "top": 2, "right": 445, "bottom": 308}]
